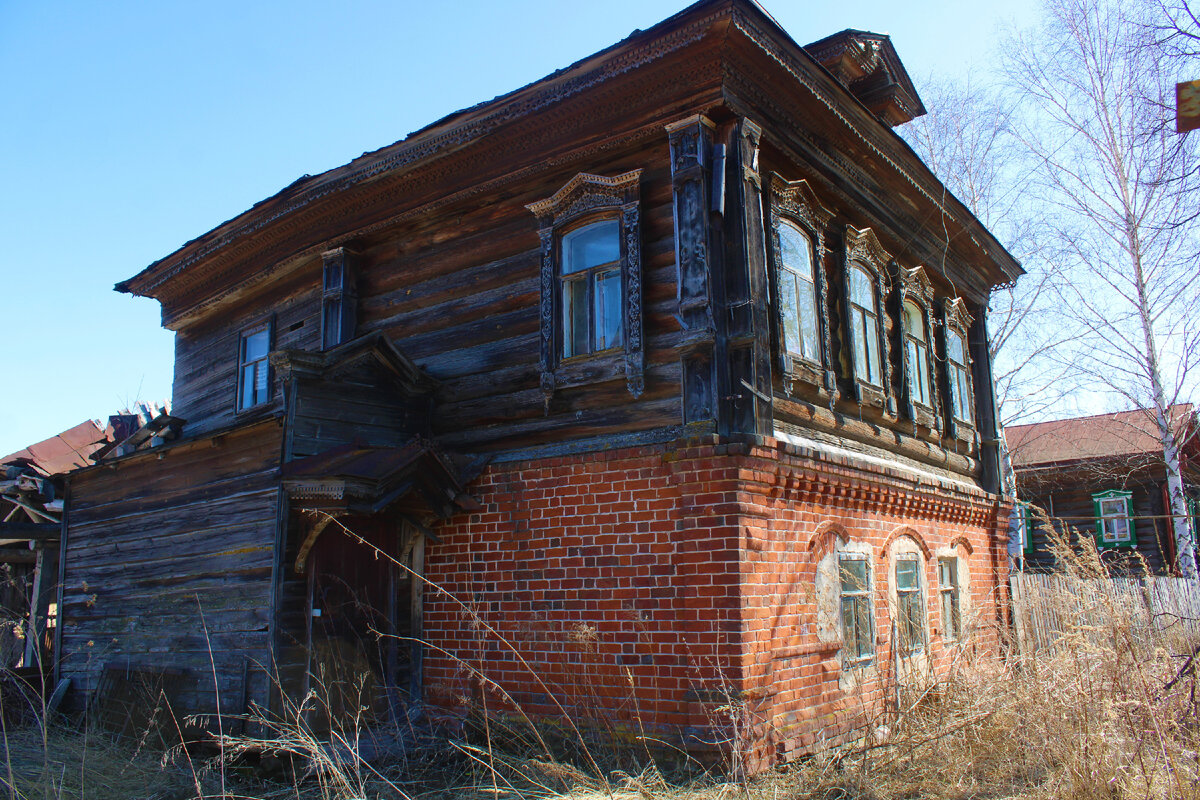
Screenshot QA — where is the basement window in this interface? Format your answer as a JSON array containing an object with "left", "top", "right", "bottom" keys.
[
  {"left": 1093, "top": 489, "right": 1135, "bottom": 548},
  {"left": 238, "top": 323, "right": 271, "bottom": 411},
  {"left": 839, "top": 555, "right": 875, "bottom": 666}
]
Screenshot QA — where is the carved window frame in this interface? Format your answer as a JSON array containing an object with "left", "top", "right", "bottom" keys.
[
  {"left": 767, "top": 175, "right": 835, "bottom": 397},
  {"left": 940, "top": 297, "right": 976, "bottom": 442},
  {"left": 321, "top": 247, "right": 357, "bottom": 351},
  {"left": 894, "top": 264, "right": 941, "bottom": 434},
  {"left": 527, "top": 170, "right": 644, "bottom": 405},
  {"left": 841, "top": 226, "right": 895, "bottom": 415}
]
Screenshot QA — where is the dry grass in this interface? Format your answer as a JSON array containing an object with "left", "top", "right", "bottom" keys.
[{"left": 3, "top": 516, "right": 1198, "bottom": 800}]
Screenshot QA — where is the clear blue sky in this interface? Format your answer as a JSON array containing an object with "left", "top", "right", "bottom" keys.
[{"left": 0, "top": 0, "right": 1036, "bottom": 457}]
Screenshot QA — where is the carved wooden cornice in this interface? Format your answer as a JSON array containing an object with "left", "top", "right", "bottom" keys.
[
  {"left": 525, "top": 169, "right": 643, "bottom": 225},
  {"left": 896, "top": 264, "right": 934, "bottom": 306},
  {"left": 768, "top": 175, "right": 833, "bottom": 231},
  {"left": 943, "top": 296, "right": 975, "bottom": 332},
  {"left": 843, "top": 225, "right": 892, "bottom": 275}
]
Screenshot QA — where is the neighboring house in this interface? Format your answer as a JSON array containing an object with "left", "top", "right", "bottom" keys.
[
  {"left": 1007, "top": 405, "right": 1200, "bottom": 576},
  {"left": 57, "top": 0, "right": 1021, "bottom": 766}
]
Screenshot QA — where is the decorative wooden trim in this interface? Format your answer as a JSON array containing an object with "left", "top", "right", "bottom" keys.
[
  {"left": 841, "top": 226, "right": 894, "bottom": 415},
  {"left": 668, "top": 115, "right": 718, "bottom": 427},
  {"left": 894, "top": 264, "right": 941, "bottom": 433},
  {"left": 767, "top": 175, "right": 836, "bottom": 397},
  {"left": 527, "top": 170, "right": 645, "bottom": 406},
  {"left": 940, "top": 297, "right": 977, "bottom": 444}
]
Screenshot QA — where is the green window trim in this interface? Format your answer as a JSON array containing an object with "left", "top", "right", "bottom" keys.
[{"left": 1092, "top": 489, "right": 1136, "bottom": 549}]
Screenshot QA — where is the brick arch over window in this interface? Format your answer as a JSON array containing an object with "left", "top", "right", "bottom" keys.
[
  {"left": 806, "top": 520, "right": 851, "bottom": 559},
  {"left": 948, "top": 535, "right": 975, "bottom": 555},
  {"left": 881, "top": 525, "right": 932, "bottom": 561}
]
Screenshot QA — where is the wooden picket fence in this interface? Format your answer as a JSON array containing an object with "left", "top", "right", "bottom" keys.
[{"left": 1009, "top": 573, "right": 1200, "bottom": 654}]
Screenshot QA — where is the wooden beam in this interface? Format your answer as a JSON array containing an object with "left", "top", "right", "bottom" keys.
[{"left": 0, "top": 521, "right": 59, "bottom": 539}]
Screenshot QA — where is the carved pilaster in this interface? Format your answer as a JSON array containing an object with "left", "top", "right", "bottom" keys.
[
  {"left": 723, "top": 118, "right": 773, "bottom": 435},
  {"left": 667, "top": 115, "right": 717, "bottom": 425},
  {"left": 536, "top": 228, "right": 556, "bottom": 410},
  {"left": 622, "top": 203, "right": 644, "bottom": 398}
]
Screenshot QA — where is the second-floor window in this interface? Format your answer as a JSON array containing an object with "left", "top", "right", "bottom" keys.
[
  {"left": 561, "top": 219, "right": 623, "bottom": 358},
  {"left": 778, "top": 221, "right": 821, "bottom": 364},
  {"left": 946, "top": 327, "right": 973, "bottom": 424},
  {"left": 238, "top": 324, "right": 271, "bottom": 411},
  {"left": 848, "top": 264, "right": 882, "bottom": 387},
  {"left": 903, "top": 300, "right": 931, "bottom": 406}
]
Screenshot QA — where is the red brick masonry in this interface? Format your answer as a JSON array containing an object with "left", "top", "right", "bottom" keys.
[{"left": 424, "top": 435, "right": 1010, "bottom": 767}]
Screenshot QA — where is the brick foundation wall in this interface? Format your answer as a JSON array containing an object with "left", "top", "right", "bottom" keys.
[{"left": 422, "top": 435, "right": 1010, "bottom": 767}]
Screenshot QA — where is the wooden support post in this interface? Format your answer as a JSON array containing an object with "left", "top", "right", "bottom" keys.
[{"left": 409, "top": 534, "right": 424, "bottom": 703}]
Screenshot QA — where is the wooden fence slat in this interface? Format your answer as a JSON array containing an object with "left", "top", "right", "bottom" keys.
[{"left": 1009, "top": 574, "right": 1200, "bottom": 654}]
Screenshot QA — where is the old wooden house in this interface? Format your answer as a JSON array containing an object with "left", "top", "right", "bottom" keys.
[
  {"left": 1008, "top": 406, "right": 1200, "bottom": 576},
  {"left": 57, "top": 0, "right": 1020, "bottom": 763}
]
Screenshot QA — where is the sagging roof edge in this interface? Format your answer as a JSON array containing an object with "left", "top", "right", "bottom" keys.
[{"left": 116, "top": 0, "right": 1021, "bottom": 303}]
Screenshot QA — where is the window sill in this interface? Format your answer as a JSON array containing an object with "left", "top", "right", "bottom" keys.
[{"left": 553, "top": 350, "right": 626, "bottom": 390}]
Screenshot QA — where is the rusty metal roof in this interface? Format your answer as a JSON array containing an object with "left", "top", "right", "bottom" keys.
[
  {"left": 1007, "top": 404, "right": 1196, "bottom": 469},
  {"left": 1, "top": 420, "right": 108, "bottom": 476}
]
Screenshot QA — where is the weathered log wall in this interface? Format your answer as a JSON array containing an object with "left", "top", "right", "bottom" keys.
[{"left": 59, "top": 421, "right": 282, "bottom": 717}]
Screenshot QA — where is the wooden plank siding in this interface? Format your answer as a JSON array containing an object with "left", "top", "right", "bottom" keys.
[
  {"left": 59, "top": 422, "right": 282, "bottom": 718},
  {"left": 1019, "top": 475, "right": 1173, "bottom": 575}
]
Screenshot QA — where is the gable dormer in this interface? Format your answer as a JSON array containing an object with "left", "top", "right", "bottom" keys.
[{"left": 804, "top": 29, "right": 926, "bottom": 127}]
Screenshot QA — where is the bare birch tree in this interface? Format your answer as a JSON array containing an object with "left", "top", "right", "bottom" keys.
[{"left": 1005, "top": 0, "right": 1200, "bottom": 578}]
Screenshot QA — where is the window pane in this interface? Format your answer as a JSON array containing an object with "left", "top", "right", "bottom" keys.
[
  {"left": 849, "top": 264, "right": 873, "bottom": 308},
  {"left": 863, "top": 314, "right": 880, "bottom": 384},
  {"left": 855, "top": 600, "right": 873, "bottom": 657},
  {"left": 797, "top": 280, "right": 820, "bottom": 363},
  {"left": 254, "top": 360, "right": 269, "bottom": 399},
  {"left": 955, "top": 368, "right": 973, "bottom": 421},
  {"left": 896, "top": 558, "right": 919, "bottom": 591},
  {"left": 243, "top": 328, "right": 269, "bottom": 362},
  {"left": 563, "top": 278, "right": 588, "bottom": 357},
  {"left": 853, "top": 313, "right": 869, "bottom": 382},
  {"left": 241, "top": 364, "right": 257, "bottom": 409},
  {"left": 778, "top": 223, "right": 814, "bottom": 280},
  {"left": 903, "top": 301, "right": 925, "bottom": 342},
  {"left": 840, "top": 559, "right": 868, "bottom": 592},
  {"left": 907, "top": 339, "right": 929, "bottom": 405},
  {"left": 780, "top": 270, "right": 801, "bottom": 356},
  {"left": 562, "top": 220, "right": 620, "bottom": 275},
  {"left": 593, "top": 269, "right": 623, "bottom": 351},
  {"left": 947, "top": 329, "right": 965, "bottom": 365}
]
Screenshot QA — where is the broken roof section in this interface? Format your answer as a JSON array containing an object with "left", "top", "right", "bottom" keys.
[
  {"left": 1, "top": 420, "right": 108, "bottom": 477},
  {"left": 1007, "top": 404, "right": 1198, "bottom": 469}
]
